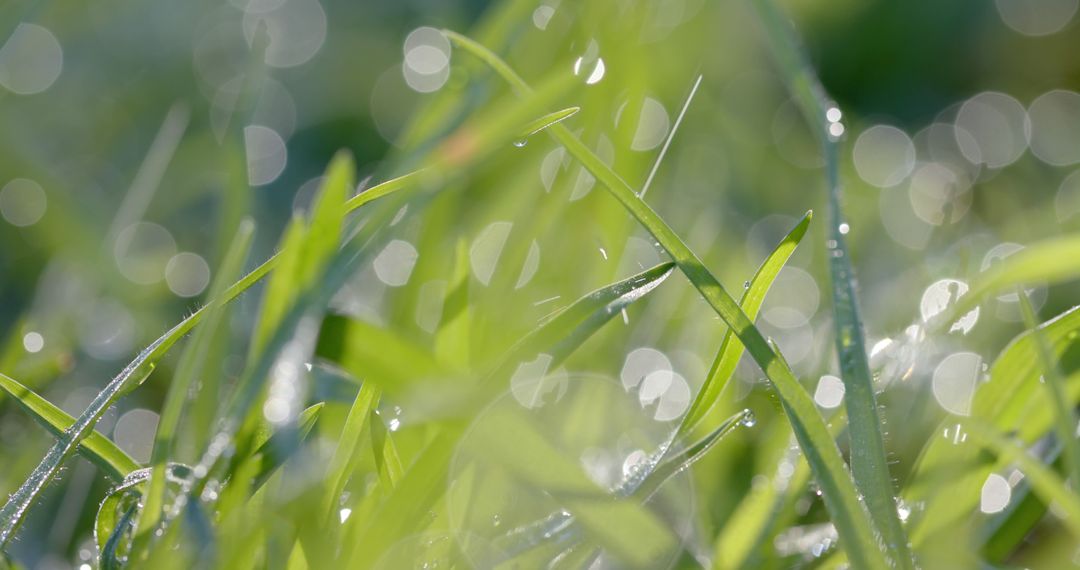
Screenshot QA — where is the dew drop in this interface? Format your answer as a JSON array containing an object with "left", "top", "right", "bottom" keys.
[
  {"left": 743, "top": 280, "right": 751, "bottom": 290},
  {"left": 740, "top": 409, "right": 757, "bottom": 428},
  {"left": 838, "top": 223, "right": 850, "bottom": 235},
  {"left": 512, "top": 139, "right": 527, "bottom": 148}
]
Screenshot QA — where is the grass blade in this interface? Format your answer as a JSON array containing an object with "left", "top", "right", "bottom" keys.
[
  {"left": 929, "top": 234, "right": 1080, "bottom": 334},
  {"left": 486, "top": 261, "right": 676, "bottom": 383},
  {"left": 1017, "top": 291, "right": 1080, "bottom": 491},
  {"left": 746, "top": 1, "right": 914, "bottom": 566},
  {"left": 679, "top": 211, "right": 811, "bottom": 437},
  {"left": 445, "top": 29, "right": 891, "bottom": 570},
  {"left": 322, "top": 379, "right": 381, "bottom": 521},
  {"left": 515, "top": 106, "right": 579, "bottom": 140},
  {"left": 963, "top": 420, "right": 1080, "bottom": 539},
  {"left": 906, "top": 306, "right": 1080, "bottom": 546},
  {"left": 0, "top": 372, "right": 138, "bottom": 480},
  {"left": 134, "top": 219, "right": 254, "bottom": 550}
]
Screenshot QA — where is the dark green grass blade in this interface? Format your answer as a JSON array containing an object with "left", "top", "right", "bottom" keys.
[
  {"left": 0, "top": 372, "right": 138, "bottom": 480},
  {"left": 747, "top": 1, "right": 913, "bottom": 567},
  {"left": 445, "top": 29, "right": 890, "bottom": 570},
  {"left": 679, "top": 211, "right": 811, "bottom": 437}
]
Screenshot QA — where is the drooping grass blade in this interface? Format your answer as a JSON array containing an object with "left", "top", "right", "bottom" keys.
[
  {"left": 0, "top": 372, "right": 138, "bottom": 480},
  {"left": 445, "top": 29, "right": 891, "bottom": 570},
  {"left": 747, "top": 1, "right": 913, "bottom": 566}
]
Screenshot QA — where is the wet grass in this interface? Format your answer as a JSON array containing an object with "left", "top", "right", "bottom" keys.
[{"left": 3, "top": 0, "right": 1080, "bottom": 569}]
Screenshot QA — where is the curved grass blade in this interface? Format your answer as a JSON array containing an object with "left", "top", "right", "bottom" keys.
[
  {"left": 679, "top": 211, "right": 811, "bottom": 437},
  {"left": 747, "top": 1, "right": 913, "bottom": 566},
  {"left": 515, "top": 106, "right": 579, "bottom": 140},
  {"left": 445, "top": 29, "right": 891, "bottom": 570},
  {"left": 0, "top": 372, "right": 138, "bottom": 480},
  {"left": 635, "top": 409, "right": 754, "bottom": 501},
  {"left": 0, "top": 168, "right": 421, "bottom": 548},
  {"left": 929, "top": 234, "right": 1080, "bottom": 335},
  {"left": 486, "top": 261, "right": 676, "bottom": 384},
  {"left": 962, "top": 420, "right": 1080, "bottom": 539}
]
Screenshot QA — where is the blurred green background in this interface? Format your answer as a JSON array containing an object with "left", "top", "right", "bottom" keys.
[{"left": 2, "top": 0, "right": 1080, "bottom": 567}]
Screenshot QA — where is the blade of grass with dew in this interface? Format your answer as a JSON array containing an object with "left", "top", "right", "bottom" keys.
[
  {"left": 515, "top": 106, "right": 579, "bottom": 141},
  {"left": 409, "top": 262, "right": 678, "bottom": 424},
  {"left": 0, "top": 169, "right": 423, "bottom": 547},
  {"left": 962, "top": 420, "right": 1080, "bottom": 539},
  {"left": 905, "top": 306, "right": 1080, "bottom": 546},
  {"left": 1018, "top": 291, "right": 1080, "bottom": 490},
  {"left": 187, "top": 155, "right": 357, "bottom": 504},
  {"left": 679, "top": 211, "right": 811, "bottom": 437},
  {"left": 747, "top": 1, "right": 914, "bottom": 566},
  {"left": 444, "top": 29, "right": 891, "bottom": 570},
  {"left": 0, "top": 372, "right": 138, "bottom": 480},
  {"left": 485, "top": 261, "right": 676, "bottom": 383},
  {"left": 134, "top": 219, "right": 255, "bottom": 553}
]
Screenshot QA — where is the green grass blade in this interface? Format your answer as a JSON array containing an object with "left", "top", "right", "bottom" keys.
[
  {"left": 906, "top": 306, "right": 1080, "bottom": 546},
  {"left": 0, "top": 168, "right": 421, "bottom": 547},
  {"left": 929, "top": 234, "right": 1080, "bottom": 334},
  {"left": 322, "top": 379, "right": 381, "bottom": 520},
  {"left": 639, "top": 74, "right": 701, "bottom": 199},
  {"left": 135, "top": 219, "right": 254, "bottom": 551},
  {"left": 486, "top": 261, "right": 676, "bottom": 383},
  {"left": 679, "top": 211, "right": 811, "bottom": 437},
  {"left": 435, "top": 239, "right": 473, "bottom": 369},
  {"left": 1017, "top": 292, "right": 1080, "bottom": 491},
  {"left": 369, "top": 412, "right": 404, "bottom": 488},
  {"left": 747, "top": 1, "right": 913, "bottom": 566},
  {"left": 963, "top": 420, "right": 1080, "bottom": 539},
  {"left": 251, "top": 402, "right": 325, "bottom": 489},
  {"left": 633, "top": 409, "right": 752, "bottom": 501},
  {"left": 0, "top": 372, "right": 138, "bottom": 480},
  {"left": 515, "top": 106, "right": 579, "bottom": 140},
  {"left": 445, "top": 29, "right": 891, "bottom": 570}
]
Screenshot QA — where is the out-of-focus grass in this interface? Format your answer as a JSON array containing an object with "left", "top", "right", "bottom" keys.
[{"left": 2, "top": 0, "right": 1080, "bottom": 568}]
